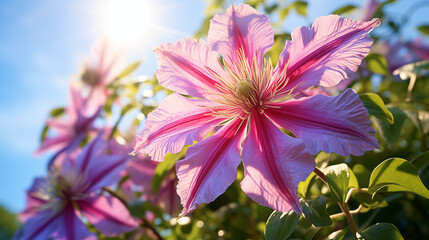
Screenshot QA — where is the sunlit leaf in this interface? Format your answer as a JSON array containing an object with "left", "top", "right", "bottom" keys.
[
  {"left": 116, "top": 61, "right": 141, "bottom": 80},
  {"left": 291, "top": 1, "right": 307, "bottom": 16},
  {"left": 328, "top": 229, "right": 348, "bottom": 240},
  {"left": 324, "top": 164, "right": 350, "bottom": 203},
  {"left": 40, "top": 125, "right": 49, "bottom": 142},
  {"left": 360, "top": 93, "right": 394, "bottom": 124},
  {"left": 332, "top": 5, "right": 357, "bottom": 15},
  {"left": 353, "top": 164, "right": 371, "bottom": 188},
  {"left": 297, "top": 172, "right": 316, "bottom": 198},
  {"left": 417, "top": 25, "right": 429, "bottom": 36},
  {"left": 301, "top": 196, "right": 332, "bottom": 227},
  {"left": 49, "top": 107, "right": 65, "bottom": 117},
  {"left": 372, "top": 107, "right": 407, "bottom": 147},
  {"left": 368, "top": 158, "right": 429, "bottom": 199},
  {"left": 349, "top": 167, "right": 359, "bottom": 189},
  {"left": 265, "top": 210, "right": 300, "bottom": 240},
  {"left": 358, "top": 223, "right": 404, "bottom": 240},
  {"left": 365, "top": 53, "right": 390, "bottom": 76},
  {"left": 411, "top": 151, "right": 429, "bottom": 170}
]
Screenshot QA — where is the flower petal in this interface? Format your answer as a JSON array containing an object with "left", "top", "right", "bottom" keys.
[
  {"left": 271, "top": 15, "right": 380, "bottom": 97},
  {"left": 132, "top": 93, "right": 227, "bottom": 161},
  {"left": 241, "top": 113, "right": 315, "bottom": 214},
  {"left": 266, "top": 89, "right": 378, "bottom": 156},
  {"left": 176, "top": 117, "right": 246, "bottom": 216},
  {"left": 16, "top": 206, "right": 95, "bottom": 240},
  {"left": 208, "top": 4, "right": 273, "bottom": 65},
  {"left": 78, "top": 196, "right": 138, "bottom": 236},
  {"left": 18, "top": 177, "right": 48, "bottom": 223},
  {"left": 155, "top": 38, "right": 224, "bottom": 98}
]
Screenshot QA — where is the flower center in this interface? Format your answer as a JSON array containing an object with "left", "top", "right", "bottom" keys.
[
  {"left": 82, "top": 68, "right": 99, "bottom": 86},
  {"left": 235, "top": 79, "right": 255, "bottom": 100}
]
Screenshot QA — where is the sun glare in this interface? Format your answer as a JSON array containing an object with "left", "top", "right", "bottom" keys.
[{"left": 103, "top": 0, "right": 152, "bottom": 45}]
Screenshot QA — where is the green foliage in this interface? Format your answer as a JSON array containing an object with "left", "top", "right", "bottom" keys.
[
  {"left": 368, "top": 158, "right": 429, "bottom": 199},
  {"left": 324, "top": 164, "right": 350, "bottom": 203},
  {"left": 302, "top": 196, "right": 332, "bottom": 227},
  {"left": 152, "top": 146, "right": 187, "bottom": 194},
  {"left": 358, "top": 223, "right": 404, "bottom": 240},
  {"left": 365, "top": 53, "right": 390, "bottom": 76},
  {"left": 332, "top": 5, "right": 357, "bottom": 15},
  {"left": 411, "top": 151, "right": 429, "bottom": 169},
  {"left": 417, "top": 25, "right": 429, "bottom": 36},
  {"left": 265, "top": 210, "right": 300, "bottom": 240},
  {"left": 360, "top": 93, "right": 394, "bottom": 124},
  {"left": 0, "top": 205, "right": 19, "bottom": 240}
]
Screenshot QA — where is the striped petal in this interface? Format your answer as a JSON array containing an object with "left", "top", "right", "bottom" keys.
[
  {"left": 132, "top": 94, "right": 227, "bottom": 161},
  {"left": 266, "top": 89, "right": 378, "bottom": 156},
  {"left": 208, "top": 4, "right": 273, "bottom": 66},
  {"left": 176, "top": 117, "right": 246, "bottom": 216},
  {"left": 271, "top": 15, "right": 380, "bottom": 97},
  {"left": 241, "top": 113, "right": 315, "bottom": 214}
]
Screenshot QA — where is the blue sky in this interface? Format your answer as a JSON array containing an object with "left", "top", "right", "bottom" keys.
[{"left": 0, "top": 0, "right": 427, "bottom": 213}]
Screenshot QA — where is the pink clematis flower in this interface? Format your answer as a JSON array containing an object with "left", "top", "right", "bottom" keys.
[
  {"left": 133, "top": 4, "right": 379, "bottom": 215},
  {"left": 80, "top": 39, "right": 126, "bottom": 114},
  {"left": 35, "top": 83, "right": 99, "bottom": 160},
  {"left": 16, "top": 136, "right": 138, "bottom": 240}
]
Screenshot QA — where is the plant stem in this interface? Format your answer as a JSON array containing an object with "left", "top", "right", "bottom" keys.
[
  {"left": 141, "top": 221, "right": 164, "bottom": 240},
  {"left": 338, "top": 203, "right": 359, "bottom": 239},
  {"left": 314, "top": 167, "right": 327, "bottom": 184}
]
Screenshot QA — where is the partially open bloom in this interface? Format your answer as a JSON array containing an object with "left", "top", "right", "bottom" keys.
[
  {"left": 17, "top": 136, "right": 138, "bottom": 239},
  {"left": 35, "top": 83, "right": 99, "bottom": 158},
  {"left": 80, "top": 39, "right": 126, "bottom": 113},
  {"left": 133, "top": 4, "right": 379, "bottom": 215}
]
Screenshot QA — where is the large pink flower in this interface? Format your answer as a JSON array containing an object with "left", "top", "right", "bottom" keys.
[
  {"left": 17, "top": 136, "right": 138, "bottom": 240},
  {"left": 35, "top": 83, "right": 99, "bottom": 159},
  {"left": 133, "top": 4, "right": 379, "bottom": 215}
]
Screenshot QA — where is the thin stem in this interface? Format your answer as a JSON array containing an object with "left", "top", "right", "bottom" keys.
[
  {"left": 314, "top": 167, "right": 327, "bottom": 184},
  {"left": 330, "top": 204, "right": 363, "bottom": 220},
  {"left": 406, "top": 74, "right": 417, "bottom": 102},
  {"left": 102, "top": 187, "right": 128, "bottom": 206},
  {"left": 338, "top": 203, "right": 359, "bottom": 239}
]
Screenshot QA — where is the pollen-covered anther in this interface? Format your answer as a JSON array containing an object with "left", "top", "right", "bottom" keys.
[
  {"left": 82, "top": 68, "right": 99, "bottom": 86},
  {"left": 234, "top": 79, "right": 257, "bottom": 104}
]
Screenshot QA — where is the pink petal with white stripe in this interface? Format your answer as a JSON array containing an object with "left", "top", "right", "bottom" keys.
[
  {"left": 208, "top": 4, "right": 273, "bottom": 66},
  {"left": 271, "top": 15, "right": 380, "bottom": 97},
  {"left": 176, "top": 117, "right": 246, "bottom": 216},
  {"left": 133, "top": 94, "right": 227, "bottom": 161},
  {"left": 155, "top": 39, "right": 224, "bottom": 98},
  {"left": 266, "top": 89, "right": 378, "bottom": 156},
  {"left": 241, "top": 113, "right": 315, "bottom": 214},
  {"left": 78, "top": 196, "right": 138, "bottom": 236}
]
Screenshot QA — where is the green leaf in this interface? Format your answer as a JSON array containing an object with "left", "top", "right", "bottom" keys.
[
  {"left": 324, "top": 164, "right": 350, "bottom": 203},
  {"left": 353, "top": 192, "right": 388, "bottom": 209},
  {"left": 265, "top": 210, "right": 300, "bottom": 240},
  {"left": 372, "top": 107, "right": 407, "bottom": 147},
  {"left": 291, "top": 1, "right": 307, "bottom": 16},
  {"left": 359, "top": 93, "right": 394, "bottom": 124},
  {"left": 40, "top": 125, "right": 49, "bottom": 142},
  {"left": 152, "top": 146, "right": 188, "bottom": 194},
  {"left": 353, "top": 164, "right": 371, "bottom": 188},
  {"left": 368, "top": 158, "right": 429, "bottom": 199},
  {"left": 348, "top": 167, "right": 359, "bottom": 189},
  {"left": 411, "top": 151, "right": 429, "bottom": 169},
  {"left": 328, "top": 229, "right": 348, "bottom": 240},
  {"left": 297, "top": 172, "right": 316, "bottom": 198},
  {"left": 332, "top": 5, "right": 357, "bottom": 15},
  {"left": 365, "top": 53, "right": 390, "bottom": 76},
  {"left": 358, "top": 223, "right": 404, "bottom": 240},
  {"left": 49, "top": 107, "right": 65, "bottom": 117},
  {"left": 417, "top": 25, "right": 429, "bottom": 36},
  {"left": 404, "top": 110, "right": 429, "bottom": 135},
  {"left": 301, "top": 196, "right": 332, "bottom": 227},
  {"left": 116, "top": 61, "right": 141, "bottom": 80}
]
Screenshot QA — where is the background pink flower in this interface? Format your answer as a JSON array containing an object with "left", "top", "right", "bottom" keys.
[{"left": 16, "top": 136, "right": 137, "bottom": 240}]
